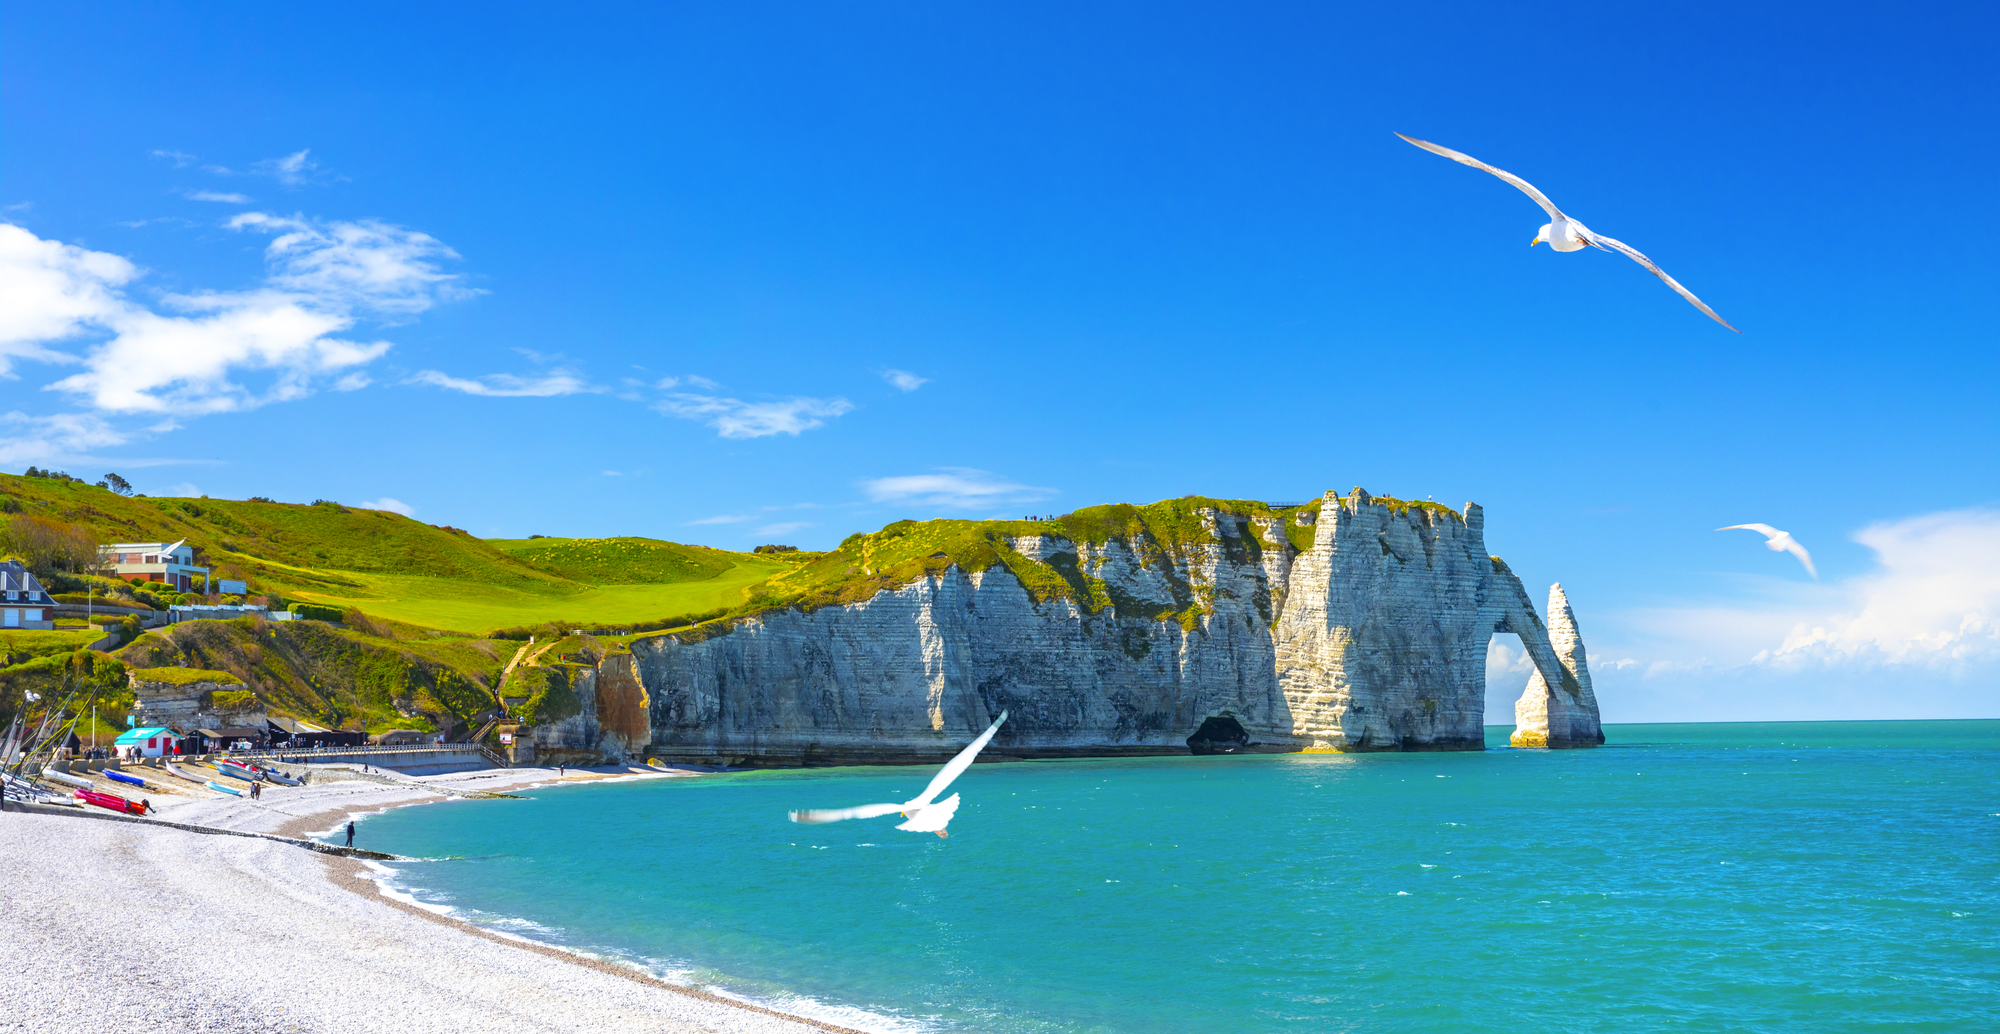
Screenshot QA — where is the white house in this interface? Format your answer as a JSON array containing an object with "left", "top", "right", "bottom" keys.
[
  {"left": 0, "top": 561, "right": 54, "bottom": 630},
  {"left": 102, "top": 540, "right": 210, "bottom": 593}
]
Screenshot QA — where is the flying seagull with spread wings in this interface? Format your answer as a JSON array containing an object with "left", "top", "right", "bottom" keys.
[
  {"left": 1718, "top": 523, "right": 1818, "bottom": 580},
  {"left": 1396, "top": 133, "right": 1738, "bottom": 332},
  {"left": 789, "top": 710, "right": 1009, "bottom": 838}
]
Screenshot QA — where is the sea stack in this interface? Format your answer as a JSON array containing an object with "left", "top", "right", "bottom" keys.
[
  {"left": 1510, "top": 583, "right": 1606, "bottom": 748},
  {"left": 530, "top": 488, "right": 1604, "bottom": 764}
]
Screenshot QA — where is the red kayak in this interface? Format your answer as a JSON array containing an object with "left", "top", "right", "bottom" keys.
[{"left": 75, "top": 789, "right": 149, "bottom": 816}]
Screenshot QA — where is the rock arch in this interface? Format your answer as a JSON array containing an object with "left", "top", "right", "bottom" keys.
[{"left": 1490, "top": 582, "right": 1602, "bottom": 748}]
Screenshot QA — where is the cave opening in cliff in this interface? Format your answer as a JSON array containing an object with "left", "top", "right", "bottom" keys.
[{"left": 1187, "top": 714, "right": 1250, "bottom": 755}]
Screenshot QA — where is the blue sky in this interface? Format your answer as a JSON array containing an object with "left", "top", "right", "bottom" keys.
[{"left": 4, "top": 2, "right": 1996, "bottom": 721}]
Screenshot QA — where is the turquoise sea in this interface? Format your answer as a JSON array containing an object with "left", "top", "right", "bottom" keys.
[{"left": 353, "top": 721, "right": 2000, "bottom": 1033}]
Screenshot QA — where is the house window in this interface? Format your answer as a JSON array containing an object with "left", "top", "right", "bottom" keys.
[
  {"left": 24, "top": 609, "right": 40, "bottom": 622},
  {"left": 4, "top": 591, "right": 14, "bottom": 601},
  {"left": 2, "top": 610, "right": 16, "bottom": 628}
]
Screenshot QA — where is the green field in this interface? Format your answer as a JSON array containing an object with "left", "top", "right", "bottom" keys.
[
  {"left": 488, "top": 536, "right": 737, "bottom": 584},
  {"left": 285, "top": 554, "right": 793, "bottom": 631},
  {"left": 0, "top": 627, "right": 107, "bottom": 660}
]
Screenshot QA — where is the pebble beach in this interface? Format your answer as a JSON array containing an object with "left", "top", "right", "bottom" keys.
[{"left": 0, "top": 765, "right": 852, "bottom": 1034}]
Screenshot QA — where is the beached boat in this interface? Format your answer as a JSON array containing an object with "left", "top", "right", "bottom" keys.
[
  {"left": 105, "top": 769, "right": 148, "bottom": 788},
  {"left": 163, "top": 756, "right": 202, "bottom": 784},
  {"left": 74, "top": 788, "right": 148, "bottom": 815},
  {"left": 218, "top": 759, "right": 300, "bottom": 786},
  {"left": 206, "top": 780, "right": 246, "bottom": 797},
  {"left": 41, "top": 767, "right": 94, "bottom": 789},
  {"left": 2, "top": 772, "right": 64, "bottom": 803}
]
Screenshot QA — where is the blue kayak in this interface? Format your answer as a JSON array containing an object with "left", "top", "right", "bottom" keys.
[
  {"left": 105, "top": 770, "right": 147, "bottom": 788},
  {"left": 206, "top": 780, "right": 245, "bottom": 797}
]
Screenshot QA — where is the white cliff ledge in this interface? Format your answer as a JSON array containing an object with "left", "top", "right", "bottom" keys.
[{"left": 530, "top": 488, "right": 1603, "bottom": 765}]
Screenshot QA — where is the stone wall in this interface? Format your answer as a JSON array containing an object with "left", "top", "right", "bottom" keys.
[{"left": 538, "top": 489, "right": 1601, "bottom": 764}]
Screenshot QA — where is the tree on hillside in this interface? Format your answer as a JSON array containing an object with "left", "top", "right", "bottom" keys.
[
  {"left": 1, "top": 514, "right": 104, "bottom": 579},
  {"left": 102, "top": 473, "right": 133, "bottom": 495}
]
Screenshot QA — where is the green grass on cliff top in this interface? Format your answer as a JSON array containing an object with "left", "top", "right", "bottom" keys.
[{"left": 629, "top": 492, "right": 1465, "bottom": 645}]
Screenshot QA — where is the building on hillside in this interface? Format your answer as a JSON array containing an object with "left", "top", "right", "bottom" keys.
[
  {"left": 113, "top": 726, "right": 182, "bottom": 758},
  {"left": 0, "top": 560, "right": 54, "bottom": 630},
  {"left": 102, "top": 541, "right": 210, "bottom": 593}
]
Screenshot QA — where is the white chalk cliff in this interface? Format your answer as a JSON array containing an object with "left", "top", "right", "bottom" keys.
[{"left": 535, "top": 488, "right": 1603, "bottom": 764}]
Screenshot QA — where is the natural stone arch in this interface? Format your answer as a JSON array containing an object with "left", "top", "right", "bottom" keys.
[{"left": 1486, "top": 581, "right": 1602, "bottom": 748}]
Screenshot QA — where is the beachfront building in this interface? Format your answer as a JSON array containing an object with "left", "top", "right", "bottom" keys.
[
  {"left": 113, "top": 726, "right": 182, "bottom": 758},
  {"left": 0, "top": 560, "right": 55, "bottom": 630},
  {"left": 102, "top": 540, "right": 210, "bottom": 593}
]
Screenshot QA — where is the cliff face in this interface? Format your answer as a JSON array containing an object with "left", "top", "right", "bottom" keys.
[{"left": 531, "top": 489, "right": 1602, "bottom": 764}]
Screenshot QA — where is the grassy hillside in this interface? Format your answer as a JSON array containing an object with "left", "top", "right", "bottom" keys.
[
  {"left": 490, "top": 536, "right": 736, "bottom": 584},
  {"left": 294, "top": 560, "right": 791, "bottom": 632},
  {"left": 0, "top": 474, "right": 795, "bottom": 633}
]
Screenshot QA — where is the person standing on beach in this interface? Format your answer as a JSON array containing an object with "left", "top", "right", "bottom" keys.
[{"left": 345, "top": 821, "right": 355, "bottom": 848}]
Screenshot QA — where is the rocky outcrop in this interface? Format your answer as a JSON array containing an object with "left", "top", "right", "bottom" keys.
[
  {"left": 128, "top": 670, "right": 260, "bottom": 732},
  {"left": 1510, "top": 584, "right": 1604, "bottom": 748},
  {"left": 533, "top": 488, "right": 1601, "bottom": 764}
]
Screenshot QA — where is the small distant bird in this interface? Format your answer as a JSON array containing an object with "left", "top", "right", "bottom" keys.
[
  {"left": 789, "top": 710, "right": 1009, "bottom": 838},
  {"left": 1718, "top": 524, "right": 1818, "bottom": 580},
  {"left": 1396, "top": 133, "right": 1738, "bottom": 332}
]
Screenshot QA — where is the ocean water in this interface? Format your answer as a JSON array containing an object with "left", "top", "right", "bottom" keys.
[{"left": 353, "top": 721, "right": 2000, "bottom": 1033}]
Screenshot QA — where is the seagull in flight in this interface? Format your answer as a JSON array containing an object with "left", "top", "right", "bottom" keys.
[
  {"left": 789, "top": 710, "right": 1009, "bottom": 838},
  {"left": 1718, "top": 524, "right": 1818, "bottom": 580},
  {"left": 1396, "top": 133, "right": 1738, "bottom": 333}
]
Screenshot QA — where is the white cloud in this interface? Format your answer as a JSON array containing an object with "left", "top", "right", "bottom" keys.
[
  {"left": 685, "top": 374, "right": 720, "bottom": 390},
  {"left": 227, "top": 212, "right": 473, "bottom": 315},
  {"left": 187, "top": 191, "right": 252, "bottom": 204},
  {"left": 253, "top": 149, "right": 321, "bottom": 185},
  {"left": 657, "top": 393, "right": 854, "bottom": 439},
  {"left": 860, "top": 467, "right": 1057, "bottom": 509},
  {"left": 1758, "top": 509, "right": 2000, "bottom": 668},
  {"left": 755, "top": 521, "right": 814, "bottom": 537},
  {"left": 687, "top": 513, "right": 754, "bottom": 525},
  {"left": 410, "top": 370, "right": 593, "bottom": 397},
  {"left": 1485, "top": 635, "right": 1535, "bottom": 683},
  {"left": 4, "top": 215, "right": 469, "bottom": 416},
  {"left": 358, "top": 497, "right": 415, "bottom": 516},
  {"left": 882, "top": 369, "right": 928, "bottom": 392},
  {"left": 150, "top": 150, "right": 197, "bottom": 168},
  {"left": 1608, "top": 508, "right": 2000, "bottom": 683},
  {"left": 334, "top": 372, "right": 371, "bottom": 391},
  {"left": 0, "top": 411, "right": 130, "bottom": 465},
  {"left": 0, "top": 223, "right": 137, "bottom": 374}
]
